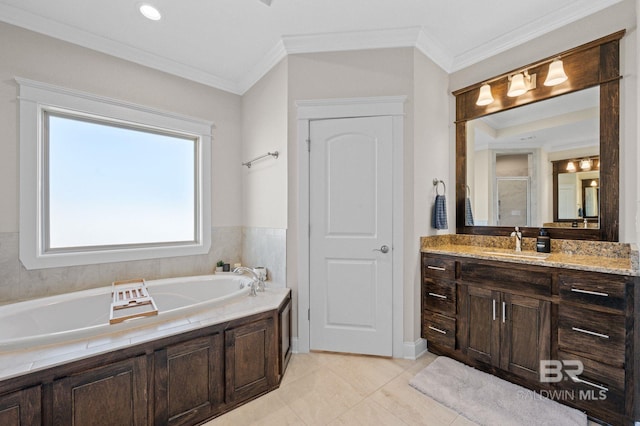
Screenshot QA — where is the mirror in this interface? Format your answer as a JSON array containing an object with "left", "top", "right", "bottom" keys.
[
  {"left": 466, "top": 87, "right": 599, "bottom": 228},
  {"left": 454, "top": 30, "right": 622, "bottom": 241}
]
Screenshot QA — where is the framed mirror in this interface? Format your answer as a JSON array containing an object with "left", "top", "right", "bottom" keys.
[{"left": 454, "top": 31, "right": 623, "bottom": 241}]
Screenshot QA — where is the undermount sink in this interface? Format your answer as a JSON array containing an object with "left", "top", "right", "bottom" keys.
[{"left": 481, "top": 251, "right": 550, "bottom": 260}]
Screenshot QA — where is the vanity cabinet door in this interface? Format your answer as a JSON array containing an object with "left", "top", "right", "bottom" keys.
[
  {"left": 225, "top": 317, "right": 277, "bottom": 405},
  {"left": 461, "top": 285, "right": 500, "bottom": 366},
  {"left": 500, "top": 293, "right": 550, "bottom": 382},
  {"left": 0, "top": 386, "right": 41, "bottom": 426},
  {"left": 154, "top": 333, "right": 224, "bottom": 426},
  {"left": 52, "top": 356, "right": 147, "bottom": 426}
]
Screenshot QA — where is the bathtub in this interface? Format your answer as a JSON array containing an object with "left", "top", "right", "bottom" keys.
[{"left": 0, "top": 274, "right": 251, "bottom": 350}]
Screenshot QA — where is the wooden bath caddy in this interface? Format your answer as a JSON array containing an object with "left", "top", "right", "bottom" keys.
[{"left": 109, "top": 278, "right": 158, "bottom": 324}]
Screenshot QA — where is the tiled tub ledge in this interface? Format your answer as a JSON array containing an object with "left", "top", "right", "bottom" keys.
[{"left": 421, "top": 234, "right": 639, "bottom": 276}]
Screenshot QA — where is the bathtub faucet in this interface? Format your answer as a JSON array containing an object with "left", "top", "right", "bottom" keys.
[{"left": 233, "top": 267, "right": 261, "bottom": 296}]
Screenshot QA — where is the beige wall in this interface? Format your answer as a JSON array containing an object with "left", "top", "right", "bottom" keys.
[
  {"left": 241, "top": 58, "right": 288, "bottom": 229},
  {"left": 285, "top": 47, "right": 450, "bottom": 348},
  {"left": 449, "top": 0, "right": 638, "bottom": 243},
  {"left": 0, "top": 22, "right": 243, "bottom": 302}
]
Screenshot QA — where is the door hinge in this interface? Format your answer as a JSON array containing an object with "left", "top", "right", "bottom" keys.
[
  {"left": 306, "top": 138, "right": 310, "bottom": 152},
  {"left": 308, "top": 308, "right": 310, "bottom": 321}
]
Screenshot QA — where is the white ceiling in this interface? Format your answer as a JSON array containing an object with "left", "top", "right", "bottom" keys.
[{"left": 0, "top": 0, "right": 623, "bottom": 94}]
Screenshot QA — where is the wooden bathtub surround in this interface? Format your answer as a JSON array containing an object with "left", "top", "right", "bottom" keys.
[
  {"left": 0, "top": 290, "right": 291, "bottom": 426},
  {"left": 421, "top": 238, "right": 639, "bottom": 425}
]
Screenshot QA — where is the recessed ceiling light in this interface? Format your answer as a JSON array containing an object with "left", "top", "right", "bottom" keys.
[{"left": 139, "top": 3, "right": 162, "bottom": 21}]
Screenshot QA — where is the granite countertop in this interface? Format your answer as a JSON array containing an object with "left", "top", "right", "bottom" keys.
[
  {"left": 421, "top": 235, "right": 639, "bottom": 276},
  {"left": 0, "top": 287, "right": 290, "bottom": 383}
]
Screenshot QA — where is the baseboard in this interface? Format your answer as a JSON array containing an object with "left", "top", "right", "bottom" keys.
[
  {"left": 291, "top": 337, "right": 302, "bottom": 354},
  {"left": 403, "top": 338, "right": 427, "bottom": 360}
]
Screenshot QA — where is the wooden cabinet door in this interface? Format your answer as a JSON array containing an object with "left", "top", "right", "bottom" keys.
[
  {"left": 0, "top": 386, "right": 41, "bottom": 426},
  {"left": 500, "top": 293, "right": 551, "bottom": 381},
  {"left": 52, "top": 356, "right": 147, "bottom": 426},
  {"left": 462, "top": 285, "right": 500, "bottom": 366},
  {"left": 154, "top": 333, "right": 224, "bottom": 426},
  {"left": 225, "top": 317, "right": 276, "bottom": 405},
  {"left": 279, "top": 296, "right": 292, "bottom": 379}
]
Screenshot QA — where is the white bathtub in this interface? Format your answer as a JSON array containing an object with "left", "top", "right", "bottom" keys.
[{"left": 0, "top": 274, "right": 251, "bottom": 350}]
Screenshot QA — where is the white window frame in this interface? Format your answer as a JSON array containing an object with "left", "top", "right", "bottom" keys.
[{"left": 17, "top": 78, "right": 213, "bottom": 269}]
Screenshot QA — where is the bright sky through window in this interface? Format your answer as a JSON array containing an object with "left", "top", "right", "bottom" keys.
[{"left": 46, "top": 114, "right": 197, "bottom": 249}]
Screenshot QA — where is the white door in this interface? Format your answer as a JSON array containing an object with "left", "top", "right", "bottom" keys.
[{"left": 309, "top": 116, "right": 393, "bottom": 356}]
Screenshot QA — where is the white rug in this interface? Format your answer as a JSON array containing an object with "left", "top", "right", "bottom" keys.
[{"left": 409, "top": 356, "right": 587, "bottom": 426}]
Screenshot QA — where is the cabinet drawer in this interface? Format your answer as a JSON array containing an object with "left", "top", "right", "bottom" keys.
[
  {"left": 423, "top": 280, "right": 456, "bottom": 315},
  {"left": 559, "top": 272, "right": 627, "bottom": 313},
  {"left": 423, "top": 255, "right": 456, "bottom": 280},
  {"left": 422, "top": 311, "right": 455, "bottom": 350},
  {"left": 558, "top": 305, "right": 625, "bottom": 367},
  {"left": 557, "top": 350, "right": 625, "bottom": 391},
  {"left": 460, "top": 262, "right": 551, "bottom": 297},
  {"left": 555, "top": 351, "right": 625, "bottom": 414}
]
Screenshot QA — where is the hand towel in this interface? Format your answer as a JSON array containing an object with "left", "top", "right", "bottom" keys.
[
  {"left": 432, "top": 194, "right": 448, "bottom": 230},
  {"left": 465, "top": 197, "right": 474, "bottom": 226}
]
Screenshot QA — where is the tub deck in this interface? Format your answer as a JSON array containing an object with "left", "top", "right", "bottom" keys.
[{"left": 0, "top": 287, "right": 290, "bottom": 383}]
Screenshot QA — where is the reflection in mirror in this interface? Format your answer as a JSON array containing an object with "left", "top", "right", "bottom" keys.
[{"left": 465, "top": 87, "right": 599, "bottom": 229}]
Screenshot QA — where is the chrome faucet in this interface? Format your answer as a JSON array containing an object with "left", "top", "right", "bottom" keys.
[
  {"left": 510, "top": 226, "right": 522, "bottom": 252},
  {"left": 233, "top": 267, "right": 260, "bottom": 296}
]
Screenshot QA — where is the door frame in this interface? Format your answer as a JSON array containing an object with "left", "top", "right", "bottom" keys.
[{"left": 296, "top": 96, "right": 406, "bottom": 357}]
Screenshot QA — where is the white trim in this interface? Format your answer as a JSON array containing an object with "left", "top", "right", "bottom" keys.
[
  {"left": 18, "top": 78, "right": 213, "bottom": 269},
  {"left": 404, "top": 338, "right": 428, "bottom": 360},
  {"left": 1, "top": 0, "right": 622, "bottom": 94},
  {"left": 296, "top": 96, "right": 406, "bottom": 357}
]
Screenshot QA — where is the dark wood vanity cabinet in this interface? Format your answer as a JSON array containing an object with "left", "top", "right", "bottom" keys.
[{"left": 422, "top": 253, "right": 638, "bottom": 425}]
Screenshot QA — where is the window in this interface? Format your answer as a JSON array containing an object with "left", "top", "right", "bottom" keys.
[{"left": 18, "top": 78, "right": 212, "bottom": 269}]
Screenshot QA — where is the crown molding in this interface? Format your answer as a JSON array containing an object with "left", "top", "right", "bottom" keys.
[
  {"left": 449, "top": 0, "right": 624, "bottom": 72},
  {"left": 0, "top": 0, "right": 623, "bottom": 95},
  {"left": 237, "top": 39, "right": 288, "bottom": 94},
  {"left": 0, "top": 3, "right": 242, "bottom": 94}
]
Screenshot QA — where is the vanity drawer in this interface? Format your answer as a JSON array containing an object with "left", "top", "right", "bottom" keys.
[
  {"left": 559, "top": 272, "right": 627, "bottom": 313},
  {"left": 422, "top": 311, "right": 455, "bottom": 350},
  {"left": 558, "top": 305, "right": 625, "bottom": 367},
  {"left": 423, "top": 279, "right": 456, "bottom": 315},
  {"left": 556, "top": 350, "right": 626, "bottom": 414},
  {"left": 422, "top": 255, "right": 456, "bottom": 280}
]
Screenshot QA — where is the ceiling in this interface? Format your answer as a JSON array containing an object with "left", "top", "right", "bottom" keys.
[{"left": 0, "top": 0, "right": 623, "bottom": 95}]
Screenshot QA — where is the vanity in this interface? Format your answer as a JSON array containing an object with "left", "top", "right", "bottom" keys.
[
  {"left": 420, "top": 235, "right": 639, "bottom": 425},
  {"left": 430, "top": 30, "right": 639, "bottom": 424}
]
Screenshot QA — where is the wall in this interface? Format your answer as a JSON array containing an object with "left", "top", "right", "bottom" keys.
[
  {"left": 449, "top": 0, "right": 638, "bottom": 243},
  {"left": 285, "top": 47, "right": 450, "bottom": 351},
  {"left": 0, "top": 22, "right": 244, "bottom": 303},
  {"left": 241, "top": 58, "right": 289, "bottom": 285}
]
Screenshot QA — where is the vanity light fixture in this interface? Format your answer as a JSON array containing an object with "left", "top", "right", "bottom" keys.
[
  {"left": 507, "top": 71, "right": 536, "bottom": 97},
  {"left": 544, "top": 59, "right": 568, "bottom": 86},
  {"left": 476, "top": 83, "right": 494, "bottom": 106},
  {"left": 139, "top": 3, "right": 162, "bottom": 21},
  {"left": 566, "top": 161, "right": 577, "bottom": 172},
  {"left": 590, "top": 180, "right": 598, "bottom": 187},
  {"left": 579, "top": 158, "right": 592, "bottom": 171}
]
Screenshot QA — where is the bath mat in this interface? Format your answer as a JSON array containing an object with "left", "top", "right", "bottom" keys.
[{"left": 409, "top": 356, "right": 587, "bottom": 426}]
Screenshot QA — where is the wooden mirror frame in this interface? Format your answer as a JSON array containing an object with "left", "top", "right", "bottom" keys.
[
  {"left": 551, "top": 157, "right": 600, "bottom": 223},
  {"left": 453, "top": 30, "right": 624, "bottom": 241}
]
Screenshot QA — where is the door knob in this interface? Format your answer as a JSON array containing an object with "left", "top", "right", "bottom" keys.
[{"left": 373, "top": 245, "right": 390, "bottom": 254}]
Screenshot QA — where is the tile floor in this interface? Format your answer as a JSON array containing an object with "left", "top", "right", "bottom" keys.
[
  {"left": 205, "top": 350, "right": 476, "bottom": 425},
  {"left": 206, "top": 351, "right": 602, "bottom": 426}
]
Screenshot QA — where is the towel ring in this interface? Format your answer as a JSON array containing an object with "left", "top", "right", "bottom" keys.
[
  {"left": 466, "top": 184, "right": 471, "bottom": 197},
  {"left": 433, "top": 179, "right": 446, "bottom": 196}
]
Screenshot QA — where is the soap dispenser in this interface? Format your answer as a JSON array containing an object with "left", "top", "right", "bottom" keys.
[{"left": 536, "top": 228, "right": 551, "bottom": 253}]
